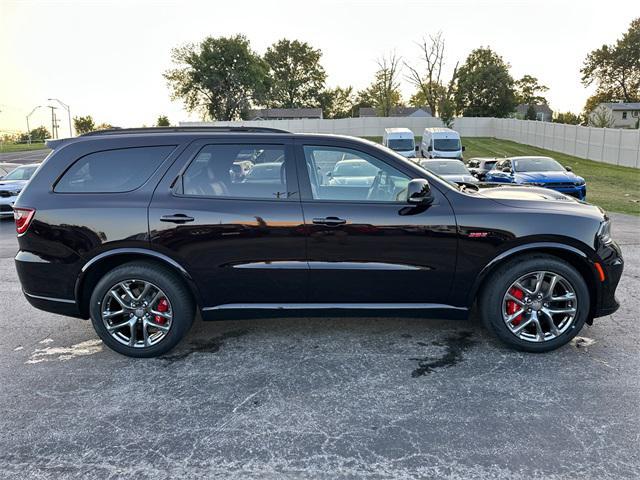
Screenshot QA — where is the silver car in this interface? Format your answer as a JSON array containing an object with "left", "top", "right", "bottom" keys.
[
  {"left": 0, "top": 164, "right": 39, "bottom": 218},
  {"left": 418, "top": 159, "right": 477, "bottom": 184}
]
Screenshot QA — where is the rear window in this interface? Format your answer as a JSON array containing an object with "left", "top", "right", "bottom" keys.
[{"left": 55, "top": 146, "right": 175, "bottom": 193}]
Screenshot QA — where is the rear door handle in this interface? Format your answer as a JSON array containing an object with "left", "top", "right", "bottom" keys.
[
  {"left": 312, "top": 216, "right": 347, "bottom": 226},
  {"left": 160, "top": 214, "right": 194, "bottom": 224}
]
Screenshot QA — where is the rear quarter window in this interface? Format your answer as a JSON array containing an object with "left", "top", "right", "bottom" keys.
[{"left": 55, "top": 146, "right": 175, "bottom": 193}]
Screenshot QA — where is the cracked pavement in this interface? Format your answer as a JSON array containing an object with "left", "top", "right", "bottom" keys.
[{"left": 0, "top": 213, "right": 638, "bottom": 479}]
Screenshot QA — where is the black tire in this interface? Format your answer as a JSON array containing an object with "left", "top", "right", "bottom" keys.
[
  {"left": 90, "top": 261, "right": 195, "bottom": 357},
  {"left": 479, "top": 254, "right": 590, "bottom": 353}
]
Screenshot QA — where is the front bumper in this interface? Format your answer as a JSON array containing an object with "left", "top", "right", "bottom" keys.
[
  {"left": 0, "top": 195, "right": 17, "bottom": 216},
  {"left": 593, "top": 241, "right": 624, "bottom": 318},
  {"left": 547, "top": 185, "right": 587, "bottom": 200}
]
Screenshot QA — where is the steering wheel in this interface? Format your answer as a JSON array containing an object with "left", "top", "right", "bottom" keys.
[{"left": 367, "top": 170, "right": 393, "bottom": 200}]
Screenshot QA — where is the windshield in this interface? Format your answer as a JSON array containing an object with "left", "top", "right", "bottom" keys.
[
  {"left": 333, "top": 161, "right": 379, "bottom": 177},
  {"left": 513, "top": 157, "right": 564, "bottom": 172},
  {"left": 420, "top": 161, "right": 469, "bottom": 175},
  {"left": 3, "top": 166, "right": 37, "bottom": 181},
  {"left": 388, "top": 139, "right": 414, "bottom": 151},
  {"left": 483, "top": 161, "right": 497, "bottom": 169},
  {"left": 433, "top": 138, "right": 461, "bottom": 152}
]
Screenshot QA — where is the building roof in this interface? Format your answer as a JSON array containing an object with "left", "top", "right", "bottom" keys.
[
  {"left": 515, "top": 103, "right": 553, "bottom": 115},
  {"left": 247, "top": 108, "right": 323, "bottom": 119},
  {"left": 600, "top": 102, "right": 640, "bottom": 111},
  {"left": 358, "top": 106, "right": 432, "bottom": 117}
]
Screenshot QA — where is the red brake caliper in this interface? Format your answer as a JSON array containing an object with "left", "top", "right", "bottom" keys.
[
  {"left": 155, "top": 298, "right": 169, "bottom": 324},
  {"left": 507, "top": 287, "right": 524, "bottom": 326}
]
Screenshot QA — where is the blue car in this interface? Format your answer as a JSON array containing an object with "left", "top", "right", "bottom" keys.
[{"left": 485, "top": 156, "right": 586, "bottom": 200}]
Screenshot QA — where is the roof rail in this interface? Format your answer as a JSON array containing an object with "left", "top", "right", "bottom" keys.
[{"left": 79, "top": 126, "right": 290, "bottom": 137}]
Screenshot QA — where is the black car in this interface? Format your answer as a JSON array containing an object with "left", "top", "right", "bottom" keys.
[
  {"left": 13, "top": 127, "right": 623, "bottom": 357},
  {"left": 467, "top": 157, "right": 499, "bottom": 181}
]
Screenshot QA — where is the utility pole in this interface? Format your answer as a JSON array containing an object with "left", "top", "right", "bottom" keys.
[
  {"left": 46, "top": 105, "right": 58, "bottom": 139},
  {"left": 26, "top": 106, "right": 42, "bottom": 144},
  {"left": 48, "top": 98, "right": 73, "bottom": 136}
]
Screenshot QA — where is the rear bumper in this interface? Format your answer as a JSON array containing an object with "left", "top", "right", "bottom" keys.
[
  {"left": 15, "top": 250, "right": 85, "bottom": 318},
  {"left": 22, "top": 290, "right": 84, "bottom": 318}
]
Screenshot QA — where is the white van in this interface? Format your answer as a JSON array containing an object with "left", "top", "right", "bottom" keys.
[
  {"left": 382, "top": 128, "right": 417, "bottom": 158},
  {"left": 419, "top": 127, "right": 464, "bottom": 160}
]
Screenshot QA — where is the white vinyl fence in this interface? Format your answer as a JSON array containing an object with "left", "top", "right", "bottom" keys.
[{"left": 181, "top": 117, "right": 640, "bottom": 168}]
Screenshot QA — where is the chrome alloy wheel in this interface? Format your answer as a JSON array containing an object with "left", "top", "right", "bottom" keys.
[
  {"left": 100, "top": 280, "right": 173, "bottom": 348},
  {"left": 502, "top": 271, "right": 577, "bottom": 343}
]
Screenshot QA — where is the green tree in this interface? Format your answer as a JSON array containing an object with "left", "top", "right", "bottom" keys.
[
  {"left": 319, "top": 86, "right": 355, "bottom": 118},
  {"left": 589, "top": 105, "right": 615, "bottom": 128},
  {"left": 525, "top": 103, "right": 538, "bottom": 120},
  {"left": 95, "top": 123, "right": 114, "bottom": 131},
  {"left": 156, "top": 115, "right": 170, "bottom": 126},
  {"left": 362, "top": 52, "right": 403, "bottom": 116},
  {"left": 263, "top": 39, "right": 327, "bottom": 108},
  {"left": 515, "top": 75, "right": 549, "bottom": 105},
  {"left": 581, "top": 18, "right": 639, "bottom": 110},
  {"left": 19, "top": 126, "right": 50, "bottom": 143},
  {"left": 164, "top": 35, "right": 270, "bottom": 120},
  {"left": 73, "top": 115, "right": 95, "bottom": 135},
  {"left": 553, "top": 112, "right": 583, "bottom": 125},
  {"left": 454, "top": 47, "right": 516, "bottom": 117}
]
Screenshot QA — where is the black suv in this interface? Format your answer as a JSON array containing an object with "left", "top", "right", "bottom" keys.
[{"left": 14, "top": 127, "right": 623, "bottom": 357}]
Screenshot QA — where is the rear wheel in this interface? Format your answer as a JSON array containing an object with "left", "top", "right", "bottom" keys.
[
  {"left": 479, "top": 255, "right": 590, "bottom": 352},
  {"left": 90, "top": 261, "right": 195, "bottom": 357}
]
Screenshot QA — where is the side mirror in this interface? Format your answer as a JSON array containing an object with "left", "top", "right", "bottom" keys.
[
  {"left": 462, "top": 145, "right": 466, "bottom": 152},
  {"left": 415, "top": 145, "right": 419, "bottom": 151},
  {"left": 407, "top": 178, "right": 433, "bottom": 205},
  {"left": 565, "top": 165, "right": 573, "bottom": 172},
  {"left": 427, "top": 145, "right": 433, "bottom": 152},
  {"left": 326, "top": 171, "right": 332, "bottom": 178}
]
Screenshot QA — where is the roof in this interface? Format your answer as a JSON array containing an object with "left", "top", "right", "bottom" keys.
[
  {"left": 599, "top": 102, "right": 640, "bottom": 111},
  {"left": 46, "top": 126, "right": 291, "bottom": 150},
  {"left": 247, "top": 108, "right": 323, "bottom": 119},
  {"left": 359, "top": 106, "right": 432, "bottom": 117}
]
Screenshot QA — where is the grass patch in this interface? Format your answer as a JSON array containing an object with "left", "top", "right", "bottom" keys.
[
  {"left": 0, "top": 142, "right": 47, "bottom": 153},
  {"left": 363, "top": 136, "right": 640, "bottom": 216}
]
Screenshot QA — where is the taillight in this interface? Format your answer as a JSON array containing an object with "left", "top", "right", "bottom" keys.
[{"left": 14, "top": 208, "right": 35, "bottom": 235}]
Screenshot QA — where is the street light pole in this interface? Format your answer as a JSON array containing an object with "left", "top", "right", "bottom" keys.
[
  {"left": 26, "top": 106, "right": 42, "bottom": 144},
  {"left": 48, "top": 98, "right": 73, "bottom": 137}
]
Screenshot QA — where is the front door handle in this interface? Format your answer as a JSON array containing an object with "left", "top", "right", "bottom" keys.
[
  {"left": 160, "top": 214, "right": 195, "bottom": 224},
  {"left": 312, "top": 216, "right": 347, "bottom": 226}
]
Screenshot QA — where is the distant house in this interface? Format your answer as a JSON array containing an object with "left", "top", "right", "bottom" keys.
[
  {"left": 590, "top": 102, "right": 640, "bottom": 129},
  {"left": 247, "top": 108, "right": 323, "bottom": 120},
  {"left": 515, "top": 103, "right": 553, "bottom": 122},
  {"left": 358, "top": 106, "right": 432, "bottom": 118}
]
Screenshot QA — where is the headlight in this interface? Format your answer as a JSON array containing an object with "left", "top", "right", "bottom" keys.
[
  {"left": 12, "top": 189, "right": 21, "bottom": 196},
  {"left": 527, "top": 182, "right": 545, "bottom": 186},
  {"left": 597, "top": 220, "right": 613, "bottom": 245},
  {"left": 574, "top": 179, "right": 586, "bottom": 186}
]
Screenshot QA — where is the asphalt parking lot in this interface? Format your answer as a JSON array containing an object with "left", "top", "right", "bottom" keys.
[{"left": 0, "top": 207, "right": 639, "bottom": 479}]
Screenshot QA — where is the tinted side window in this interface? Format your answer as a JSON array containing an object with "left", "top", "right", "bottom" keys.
[
  {"left": 55, "top": 146, "right": 174, "bottom": 193},
  {"left": 181, "top": 144, "right": 289, "bottom": 200},
  {"left": 303, "top": 146, "right": 410, "bottom": 202}
]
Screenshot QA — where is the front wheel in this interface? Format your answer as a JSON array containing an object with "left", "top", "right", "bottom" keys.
[
  {"left": 90, "top": 261, "right": 195, "bottom": 357},
  {"left": 479, "top": 255, "right": 590, "bottom": 352}
]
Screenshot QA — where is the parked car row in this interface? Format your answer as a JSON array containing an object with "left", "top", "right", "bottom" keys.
[
  {"left": 380, "top": 128, "right": 587, "bottom": 200},
  {"left": 0, "top": 163, "right": 40, "bottom": 218}
]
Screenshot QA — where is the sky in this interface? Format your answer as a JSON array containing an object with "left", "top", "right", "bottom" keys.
[{"left": 1, "top": 0, "right": 639, "bottom": 137}]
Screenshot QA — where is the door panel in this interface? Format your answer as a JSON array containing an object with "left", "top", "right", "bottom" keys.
[
  {"left": 296, "top": 142, "right": 458, "bottom": 304},
  {"left": 149, "top": 139, "right": 308, "bottom": 307}
]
